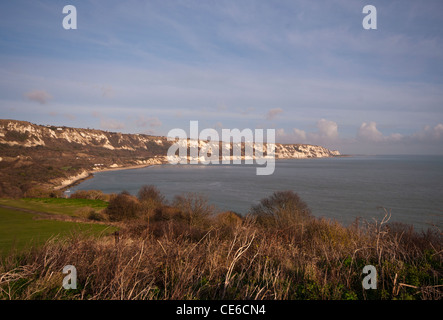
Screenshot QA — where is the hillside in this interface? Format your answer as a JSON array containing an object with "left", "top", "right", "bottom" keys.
[{"left": 0, "top": 119, "right": 340, "bottom": 197}]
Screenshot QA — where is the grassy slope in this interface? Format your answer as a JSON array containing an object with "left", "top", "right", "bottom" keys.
[
  {"left": 0, "top": 199, "right": 115, "bottom": 255},
  {"left": 0, "top": 198, "right": 108, "bottom": 217}
]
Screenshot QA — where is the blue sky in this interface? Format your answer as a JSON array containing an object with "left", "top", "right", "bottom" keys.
[{"left": 1, "top": 0, "right": 442, "bottom": 154}]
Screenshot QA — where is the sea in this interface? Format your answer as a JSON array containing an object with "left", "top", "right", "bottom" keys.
[{"left": 70, "top": 155, "right": 443, "bottom": 230}]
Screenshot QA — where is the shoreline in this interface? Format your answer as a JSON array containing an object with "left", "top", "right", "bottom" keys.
[
  {"left": 57, "top": 163, "right": 166, "bottom": 192},
  {"left": 56, "top": 154, "right": 349, "bottom": 193}
]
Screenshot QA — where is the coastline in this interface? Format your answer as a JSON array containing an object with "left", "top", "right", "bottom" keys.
[
  {"left": 55, "top": 154, "right": 348, "bottom": 193},
  {"left": 56, "top": 163, "right": 166, "bottom": 192}
]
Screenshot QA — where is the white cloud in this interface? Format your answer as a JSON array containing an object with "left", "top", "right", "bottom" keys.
[
  {"left": 280, "top": 119, "right": 338, "bottom": 145},
  {"left": 279, "top": 119, "right": 443, "bottom": 155},
  {"left": 276, "top": 128, "right": 286, "bottom": 138},
  {"left": 101, "top": 85, "right": 115, "bottom": 98},
  {"left": 265, "top": 108, "right": 283, "bottom": 120},
  {"left": 357, "top": 122, "right": 404, "bottom": 142},
  {"left": 100, "top": 118, "right": 125, "bottom": 130},
  {"left": 411, "top": 123, "right": 443, "bottom": 142},
  {"left": 310, "top": 118, "right": 338, "bottom": 140},
  {"left": 293, "top": 128, "right": 307, "bottom": 141},
  {"left": 240, "top": 107, "right": 255, "bottom": 115},
  {"left": 434, "top": 124, "right": 443, "bottom": 138},
  {"left": 24, "top": 90, "right": 52, "bottom": 104},
  {"left": 136, "top": 116, "right": 162, "bottom": 128},
  {"left": 357, "top": 121, "right": 384, "bottom": 142}
]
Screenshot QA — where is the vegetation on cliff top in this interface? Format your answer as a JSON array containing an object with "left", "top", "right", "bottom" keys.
[{"left": 0, "top": 187, "right": 441, "bottom": 300}]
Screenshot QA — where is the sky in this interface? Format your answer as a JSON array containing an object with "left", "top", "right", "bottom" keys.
[{"left": 1, "top": 0, "right": 443, "bottom": 155}]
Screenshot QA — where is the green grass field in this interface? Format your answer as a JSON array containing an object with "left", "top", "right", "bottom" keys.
[
  {"left": 0, "top": 198, "right": 116, "bottom": 256},
  {"left": 0, "top": 198, "right": 108, "bottom": 216}
]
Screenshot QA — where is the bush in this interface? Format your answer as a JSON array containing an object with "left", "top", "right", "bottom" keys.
[
  {"left": 249, "top": 190, "right": 311, "bottom": 228},
  {"left": 215, "top": 211, "right": 243, "bottom": 227},
  {"left": 106, "top": 191, "right": 141, "bottom": 221},
  {"left": 172, "top": 192, "right": 214, "bottom": 227},
  {"left": 137, "top": 185, "right": 165, "bottom": 205},
  {"left": 214, "top": 211, "right": 244, "bottom": 238},
  {"left": 152, "top": 205, "right": 184, "bottom": 222},
  {"left": 87, "top": 210, "right": 106, "bottom": 222},
  {"left": 70, "top": 190, "right": 108, "bottom": 201},
  {"left": 137, "top": 185, "right": 165, "bottom": 218},
  {"left": 24, "top": 187, "right": 62, "bottom": 198}
]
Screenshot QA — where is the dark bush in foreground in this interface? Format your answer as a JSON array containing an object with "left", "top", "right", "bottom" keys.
[
  {"left": 106, "top": 191, "right": 141, "bottom": 221},
  {"left": 250, "top": 190, "right": 312, "bottom": 227},
  {"left": 172, "top": 192, "right": 214, "bottom": 228},
  {"left": 137, "top": 185, "right": 165, "bottom": 205}
]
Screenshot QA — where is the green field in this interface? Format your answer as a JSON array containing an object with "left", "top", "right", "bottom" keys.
[
  {"left": 0, "top": 198, "right": 116, "bottom": 256},
  {"left": 0, "top": 198, "right": 108, "bottom": 217}
]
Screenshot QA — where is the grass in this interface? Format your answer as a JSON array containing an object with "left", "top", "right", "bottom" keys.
[
  {"left": 0, "top": 198, "right": 108, "bottom": 217},
  {"left": 0, "top": 207, "right": 116, "bottom": 256}
]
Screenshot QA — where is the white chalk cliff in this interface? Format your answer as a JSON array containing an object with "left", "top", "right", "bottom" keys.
[{"left": 0, "top": 119, "right": 340, "bottom": 164}]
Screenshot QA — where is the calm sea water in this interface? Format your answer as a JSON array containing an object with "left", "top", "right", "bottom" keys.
[{"left": 70, "top": 155, "right": 443, "bottom": 230}]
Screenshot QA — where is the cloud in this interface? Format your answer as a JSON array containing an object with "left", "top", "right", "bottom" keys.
[
  {"left": 411, "top": 123, "right": 443, "bottom": 142},
  {"left": 276, "top": 128, "right": 286, "bottom": 138},
  {"left": 48, "top": 111, "right": 76, "bottom": 120},
  {"left": 24, "top": 90, "right": 53, "bottom": 104},
  {"left": 91, "top": 111, "right": 101, "bottom": 118},
  {"left": 310, "top": 119, "right": 338, "bottom": 140},
  {"left": 214, "top": 121, "right": 223, "bottom": 130},
  {"left": 174, "top": 111, "right": 183, "bottom": 118},
  {"left": 265, "top": 108, "right": 283, "bottom": 120},
  {"left": 278, "top": 119, "right": 443, "bottom": 155},
  {"left": 357, "top": 121, "right": 384, "bottom": 142},
  {"left": 357, "top": 122, "right": 404, "bottom": 142},
  {"left": 293, "top": 128, "right": 307, "bottom": 141},
  {"left": 101, "top": 85, "right": 115, "bottom": 98},
  {"left": 216, "top": 103, "right": 228, "bottom": 111},
  {"left": 279, "top": 119, "right": 338, "bottom": 144},
  {"left": 136, "top": 115, "right": 162, "bottom": 128},
  {"left": 100, "top": 118, "right": 125, "bottom": 130},
  {"left": 240, "top": 107, "right": 255, "bottom": 115},
  {"left": 432, "top": 124, "right": 443, "bottom": 139}
]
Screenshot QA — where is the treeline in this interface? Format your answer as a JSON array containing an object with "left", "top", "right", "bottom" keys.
[{"left": 0, "top": 186, "right": 442, "bottom": 300}]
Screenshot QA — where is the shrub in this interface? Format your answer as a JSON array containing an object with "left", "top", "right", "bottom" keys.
[
  {"left": 215, "top": 211, "right": 243, "bottom": 227},
  {"left": 87, "top": 210, "right": 106, "bottom": 222},
  {"left": 152, "top": 205, "right": 184, "bottom": 222},
  {"left": 249, "top": 190, "right": 311, "bottom": 228},
  {"left": 106, "top": 191, "right": 141, "bottom": 221},
  {"left": 172, "top": 192, "right": 214, "bottom": 227},
  {"left": 70, "top": 189, "right": 108, "bottom": 201},
  {"left": 137, "top": 185, "right": 165, "bottom": 205},
  {"left": 24, "top": 187, "right": 62, "bottom": 198}
]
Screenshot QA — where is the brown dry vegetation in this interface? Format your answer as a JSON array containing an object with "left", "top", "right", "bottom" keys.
[
  {"left": 0, "top": 188, "right": 442, "bottom": 300},
  {"left": 0, "top": 125, "right": 172, "bottom": 198}
]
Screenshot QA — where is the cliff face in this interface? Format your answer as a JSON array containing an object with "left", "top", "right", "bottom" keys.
[
  {"left": 0, "top": 119, "right": 168, "bottom": 152},
  {"left": 275, "top": 143, "right": 340, "bottom": 159},
  {"left": 0, "top": 119, "right": 340, "bottom": 196},
  {"left": 0, "top": 119, "right": 340, "bottom": 160}
]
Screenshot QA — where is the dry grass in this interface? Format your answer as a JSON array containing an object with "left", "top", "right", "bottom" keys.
[{"left": 1, "top": 191, "right": 442, "bottom": 300}]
